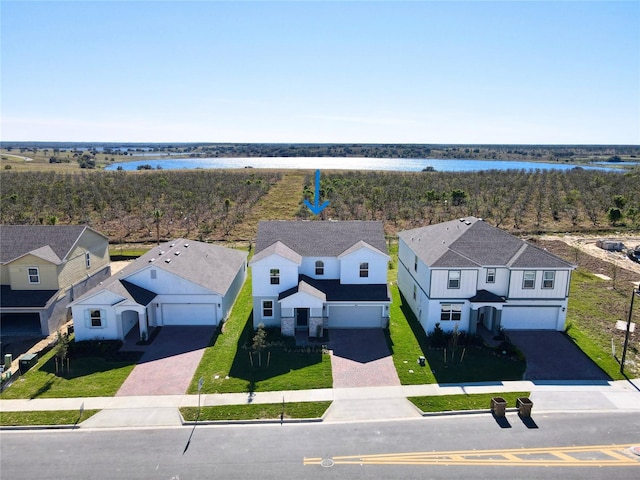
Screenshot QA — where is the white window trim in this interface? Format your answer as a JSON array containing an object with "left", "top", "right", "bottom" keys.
[
  {"left": 359, "top": 262, "right": 369, "bottom": 278},
  {"left": 85, "top": 251, "right": 91, "bottom": 269},
  {"left": 448, "top": 270, "right": 461, "bottom": 289},
  {"left": 542, "top": 271, "right": 555, "bottom": 289},
  {"left": 315, "top": 260, "right": 324, "bottom": 276},
  {"left": 270, "top": 269, "right": 280, "bottom": 285},
  {"left": 440, "top": 303, "right": 462, "bottom": 321},
  {"left": 414, "top": 255, "right": 418, "bottom": 272},
  {"left": 28, "top": 267, "right": 40, "bottom": 284},
  {"left": 87, "top": 309, "right": 105, "bottom": 329},
  {"left": 523, "top": 271, "right": 536, "bottom": 289},
  {"left": 262, "top": 300, "right": 274, "bottom": 319},
  {"left": 486, "top": 268, "right": 496, "bottom": 283}
]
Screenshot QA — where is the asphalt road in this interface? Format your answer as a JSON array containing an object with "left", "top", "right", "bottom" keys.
[{"left": 1, "top": 412, "right": 639, "bottom": 480}]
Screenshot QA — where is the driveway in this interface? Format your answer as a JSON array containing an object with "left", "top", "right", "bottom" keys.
[
  {"left": 507, "top": 331, "right": 610, "bottom": 382},
  {"left": 116, "top": 326, "right": 215, "bottom": 396},
  {"left": 329, "top": 329, "right": 400, "bottom": 388}
]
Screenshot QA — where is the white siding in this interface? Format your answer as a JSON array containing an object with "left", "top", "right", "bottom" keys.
[
  {"left": 508, "top": 270, "right": 571, "bottom": 299},
  {"left": 398, "top": 238, "right": 431, "bottom": 293},
  {"left": 220, "top": 262, "right": 247, "bottom": 321},
  {"left": 429, "top": 269, "right": 477, "bottom": 298},
  {"left": 477, "top": 267, "right": 509, "bottom": 295},
  {"left": 125, "top": 267, "right": 211, "bottom": 295},
  {"left": 300, "top": 257, "right": 339, "bottom": 279},
  {"left": 339, "top": 247, "right": 388, "bottom": 284},
  {"left": 421, "top": 299, "right": 471, "bottom": 334},
  {"left": 253, "top": 296, "right": 280, "bottom": 328},
  {"left": 251, "top": 255, "right": 300, "bottom": 297}
]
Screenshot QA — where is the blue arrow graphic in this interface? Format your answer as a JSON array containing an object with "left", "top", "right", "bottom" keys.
[{"left": 304, "top": 169, "right": 330, "bottom": 216}]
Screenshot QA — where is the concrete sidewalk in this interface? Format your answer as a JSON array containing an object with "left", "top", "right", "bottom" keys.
[{"left": 1, "top": 379, "right": 639, "bottom": 428}]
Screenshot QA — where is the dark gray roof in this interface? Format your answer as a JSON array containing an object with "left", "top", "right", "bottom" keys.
[
  {"left": 75, "top": 239, "right": 247, "bottom": 304},
  {"left": 0, "top": 285, "right": 58, "bottom": 308},
  {"left": 278, "top": 275, "right": 390, "bottom": 302},
  {"left": 255, "top": 221, "right": 388, "bottom": 257},
  {"left": 399, "top": 217, "right": 574, "bottom": 269},
  {"left": 0, "top": 225, "right": 104, "bottom": 265},
  {"left": 469, "top": 289, "right": 506, "bottom": 303}
]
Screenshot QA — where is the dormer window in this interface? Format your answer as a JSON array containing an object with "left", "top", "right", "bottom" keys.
[
  {"left": 28, "top": 267, "right": 40, "bottom": 284},
  {"left": 270, "top": 269, "right": 280, "bottom": 285},
  {"left": 448, "top": 270, "right": 460, "bottom": 289},
  {"left": 315, "top": 260, "right": 324, "bottom": 276},
  {"left": 359, "top": 262, "right": 369, "bottom": 278}
]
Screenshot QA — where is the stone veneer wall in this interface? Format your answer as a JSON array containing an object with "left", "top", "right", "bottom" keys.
[
  {"left": 308, "top": 317, "right": 324, "bottom": 337},
  {"left": 281, "top": 317, "right": 295, "bottom": 336}
]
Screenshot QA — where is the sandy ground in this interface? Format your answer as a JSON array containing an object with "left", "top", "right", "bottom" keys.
[{"left": 539, "top": 234, "right": 640, "bottom": 278}]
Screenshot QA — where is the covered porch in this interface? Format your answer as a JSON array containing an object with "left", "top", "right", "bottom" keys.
[{"left": 468, "top": 289, "right": 507, "bottom": 335}]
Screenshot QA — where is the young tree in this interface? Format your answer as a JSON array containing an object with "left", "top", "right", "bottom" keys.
[{"left": 252, "top": 323, "right": 267, "bottom": 368}]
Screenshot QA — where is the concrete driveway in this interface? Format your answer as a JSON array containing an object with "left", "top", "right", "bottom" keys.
[
  {"left": 329, "top": 329, "right": 401, "bottom": 388},
  {"left": 116, "top": 326, "right": 215, "bottom": 396},
  {"left": 507, "top": 331, "right": 610, "bottom": 382}
]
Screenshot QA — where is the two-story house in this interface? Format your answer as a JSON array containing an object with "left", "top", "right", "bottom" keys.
[
  {"left": 397, "top": 217, "right": 575, "bottom": 335},
  {"left": 0, "top": 225, "right": 111, "bottom": 336},
  {"left": 250, "top": 221, "right": 391, "bottom": 337}
]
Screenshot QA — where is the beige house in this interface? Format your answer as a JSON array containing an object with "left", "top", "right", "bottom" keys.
[{"left": 0, "top": 225, "right": 111, "bottom": 336}]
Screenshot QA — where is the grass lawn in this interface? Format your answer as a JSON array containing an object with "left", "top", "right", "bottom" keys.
[
  {"left": 389, "top": 285, "right": 526, "bottom": 384},
  {"left": 188, "top": 271, "right": 332, "bottom": 394},
  {"left": 0, "top": 409, "right": 100, "bottom": 426},
  {"left": 0, "top": 341, "right": 139, "bottom": 399},
  {"left": 564, "top": 268, "right": 631, "bottom": 380},
  {"left": 409, "top": 391, "right": 530, "bottom": 413},
  {"left": 180, "top": 401, "right": 331, "bottom": 421}
]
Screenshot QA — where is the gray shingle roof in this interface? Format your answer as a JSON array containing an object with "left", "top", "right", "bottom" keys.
[
  {"left": 0, "top": 225, "right": 100, "bottom": 265},
  {"left": 75, "top": 239, "right": 247, "bottom": 304},
  {"left": 254, "top": 221, "right": 388, "bottom": 257},
  {"left": 399, "top": 217, "right": 574, "bottom": 269}
]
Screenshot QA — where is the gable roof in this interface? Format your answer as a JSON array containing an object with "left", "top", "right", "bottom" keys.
[
  {"left": 249, "top": 241, "right": 303, "bottom": 265},
  {"left": 278, "top": 274, "right": 390, "bottom": 302},
  {"left": 254, "top": 221, "right": 388, "bottom": 258},
  {"left": 74, "top": 239, "right": 247, "bottom": 305},
  {"left": 398, "top": 217, "right": 575, "bottom": 269},
  {"left": 0, "top": 225, "right": 106, "bottom": 265}
]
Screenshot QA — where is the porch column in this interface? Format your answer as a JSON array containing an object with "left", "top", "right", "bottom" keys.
[
  {"left": 138, "top": 308, "right": 148, "bottom": 340},
  {"left": 468, "top": 309, "right": 478, "bottom": 335},
  {"left": 493, "top": 309, "right": 503, "bottom": 334}
]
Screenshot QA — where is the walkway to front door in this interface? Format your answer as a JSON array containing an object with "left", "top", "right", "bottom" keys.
[{"left": 329, "top": 329, "right": 401, "bottom": 388}]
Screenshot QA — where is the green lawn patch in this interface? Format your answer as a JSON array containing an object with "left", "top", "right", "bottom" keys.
[
  {"left": 409, "top": 392, "right": 530, "bottom": 413},
  {"left": 0, "top": 340, "right": 140, "bottom": 399},
  {"left": 0, "top": 409, "right": 99, "bottom": 426},
  {"left": 188, "top": 271, "right": 332, "bottom": 394},
  {"left": 564, "top": 268, "right": 630, "bottom": 380},
  {"left": 389, "top": 285, "right": 526, "bottom": 384},
  {"left": 180, "top": 401, "right": 331, "bottom": 421}
]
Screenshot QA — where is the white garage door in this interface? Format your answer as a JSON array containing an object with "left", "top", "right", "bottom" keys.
[
  {"left": 161, "top": 304, "right": 218, "bottom": 326},
  {"left": 501, "top": 306, "right": 559, "bottom": 330},
  {"left": 328, "top": 305, "right": 383, "bottom": 328}
]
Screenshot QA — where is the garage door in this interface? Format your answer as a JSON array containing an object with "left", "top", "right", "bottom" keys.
[
  {"left": 161, "top": 304, "right": 217, "bottom": 326},
  {"left": 328, "top": 305, "right": 383, "bottom": 328},
  {"left": 501, "top": 306, "right": 559, "bottom": 330}
]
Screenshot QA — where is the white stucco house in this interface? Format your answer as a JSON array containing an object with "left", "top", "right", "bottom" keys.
[
  {"left": 70, "top": 239, "right": 247, "bottom": 342},
  {"left": 249, "top": 221, "right": 391, "bottom": 337},
  {"left": 397, "top": 217, "right": 575, "bottom": 335}
]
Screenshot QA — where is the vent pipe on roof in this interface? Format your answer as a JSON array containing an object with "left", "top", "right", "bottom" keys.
[
  {"left": 164, "top": 258, "right": 172, "bottom": 264},
  {"left": 174, "top": 251, "right": 181, "bottom": 256}
]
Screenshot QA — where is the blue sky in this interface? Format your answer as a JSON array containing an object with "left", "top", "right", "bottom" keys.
[{"left": 1, "top": 1, "right": 639, "bottom": 144}]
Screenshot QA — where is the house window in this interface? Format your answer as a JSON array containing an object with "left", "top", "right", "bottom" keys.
[
  {"left": 486, "top": 268, "right": 496, "bottom": 283},
  {"left": 150, "top": 269, "right": 157, "bottom": 279},
  {"left": 448, "top": 270, "right": 461, "bottom": 289},
  {"left": 359, "top": 262, "right": 369, "bottom": 278},
  {"left": 440, "top": 304, "right": 462, "bottom": 321},
  {"left": 414, "top": 255, "right": 418, "bottom": 272},
  {"left": 28, "top": 267, "right": 40, "bottom": 284},
  {"left": 270, "top": 269, "right": 280, "bottom": 285},
  {"left": 262, "top": 300, "right": 274, "bottom": 318},
  {"left": 413, "top": 284, "right": 417, "bottom": 300},
  {"left": 315, "top": 260, "right": 324, "bottom": 276},
  {"left": 542, "top": 271, "right": 555, "bottom": 289},
  {"left": 89, "top": 309, "right": 103, "bottom": 328},
  {"left": 523, "top": 271, "right": 536, "bottom": 289},
  {"left": 85, "top": 252, "right": 91, "bottom": 269}
]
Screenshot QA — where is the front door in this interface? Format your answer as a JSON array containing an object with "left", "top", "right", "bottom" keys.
[{"left": 296, "top": 308, "right": 309, "bottom": 329}]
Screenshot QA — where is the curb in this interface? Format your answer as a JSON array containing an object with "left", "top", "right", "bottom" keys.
[
  {"left": 0, "top": 424, "right": 79, "bottom": 431},
  {"left": 181, "top": 417, "right": 324, "bottom": 426}
]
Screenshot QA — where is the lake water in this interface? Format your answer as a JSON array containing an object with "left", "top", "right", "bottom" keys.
[{"left": 105, "top": 156, "right": 620, "bottom": 172}]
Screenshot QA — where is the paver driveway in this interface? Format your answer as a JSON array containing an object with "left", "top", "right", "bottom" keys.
[
  {"left": 507, "top": 330, "right": 610, "bottom": 382},
  {"left": 116, "top": 326, "right": 215, "bottom": 396},
  {"left": 329, "top": 329, "right": 400, "bottom": 388}
]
